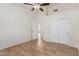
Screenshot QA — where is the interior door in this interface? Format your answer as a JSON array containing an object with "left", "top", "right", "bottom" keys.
[
  {"left": 58, "top": 18, "right": 70, "bottom": 45},
  {"left": 47, "top": 15, "right": 70, "bottom": 45}
]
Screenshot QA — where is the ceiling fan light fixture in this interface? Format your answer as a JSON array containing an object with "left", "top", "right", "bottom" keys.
[
  {"left": 24, "top": 3, "right": 50, "bottom": 12},
  {"left": 33, "top": 3, "right": 40, "bottom": 10}
]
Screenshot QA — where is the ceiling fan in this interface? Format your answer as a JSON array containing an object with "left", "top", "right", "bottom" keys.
[{"left": 24, "top": 3, "right": 50, "bottom": 12}]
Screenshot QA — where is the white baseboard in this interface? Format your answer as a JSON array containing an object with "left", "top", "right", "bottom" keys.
[{"left": 0, "top": 39, "right": 32, "bottom": 49}]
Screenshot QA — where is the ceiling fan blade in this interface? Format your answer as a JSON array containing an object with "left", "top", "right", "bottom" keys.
[
  {"left": 31, "top": 8, "right": 34, "bottom": 11},
  {"left": 24, "top": 3, "right": 33, "bottom": 6},
  {"left": 53, "top": 9, "right": 58, "bottom": 12},
  {"left": 39, "top": 8, "right": 44, "bottom": 11},
  {"left": 40, "top": 3, "right": 50, "bottom": 6}
]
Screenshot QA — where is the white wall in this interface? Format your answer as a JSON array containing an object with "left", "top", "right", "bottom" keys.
[
  {"left": 33, "top": 4, "right": 79, "bottom": 48},
  {"left": 0, "top": 4, "right": 34, "bottom": 49},
  {"left": 1, "top": 3, "right": 79, "bottom": 49},
  {"left": 69, "top": 10, "right": 79, "bottom": 48}
]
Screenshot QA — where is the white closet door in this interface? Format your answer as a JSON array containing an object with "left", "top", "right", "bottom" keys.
[
  {"left": 58, "top": 18, "right": 70, "bottom": 45},
  {"left": 45, "top": 15, "right": 70, "bottom": 45}
]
